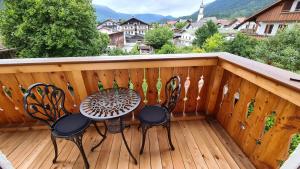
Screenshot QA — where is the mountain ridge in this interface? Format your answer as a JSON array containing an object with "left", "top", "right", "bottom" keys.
[
  {"left": 180, "top": 0, "right": 276, "bottom": 20},
  {"left": 94, "top": 5, "right": 175, "bottom": 23}
]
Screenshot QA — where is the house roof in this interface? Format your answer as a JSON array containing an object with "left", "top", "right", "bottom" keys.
[
  {"left": 120, "top": 18, "right": 149, "bottom": 26},
  {"left": 234, "top": 0, "right": 285, "bottom": 28}
]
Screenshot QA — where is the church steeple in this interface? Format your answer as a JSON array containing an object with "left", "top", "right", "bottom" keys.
[{"left": 197, "top": 0, "right": 204, "bottom": 22}]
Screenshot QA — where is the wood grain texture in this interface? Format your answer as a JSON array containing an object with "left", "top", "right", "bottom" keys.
[
  {"left": 215, "top": 70, "right": 300, "bottom": 169},
  {"left": 0, "top": 120, "right": 252, "bottom": 169}
]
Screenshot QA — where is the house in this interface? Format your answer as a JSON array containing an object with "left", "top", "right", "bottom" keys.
[
  {"left": 138, "top": 44, "right": 153, "bottom": 54},
  {"left": 108, "top": 32, "right": 125, "bottom": 49},
  {"left": 174, "top": 29, "right": 195, "bottom": 47},
  {"left": 0, "top": 42, "right": 16, "bottom": 59},
  {"left": 235, "top": 0, "right": 300, "bottom": 36},
  {"left": 120, "top": 18, "right": 149, "bottom": 36},
  {"left": 97, "top": 27, "right": 115, "bottom": 35},
  {"left": 97, "top": 19, "right": 122, "bottom": 33}
]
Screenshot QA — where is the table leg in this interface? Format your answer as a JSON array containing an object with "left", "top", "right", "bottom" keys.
[
  {"left": 120, "top": 117, "right": 138, "bottom": 165},
  {"left": 91, "top": 121, "right": 108, "bottom": 152}
]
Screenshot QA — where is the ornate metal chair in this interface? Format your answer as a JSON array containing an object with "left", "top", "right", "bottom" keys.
[
  {"left": 23, "top": 83, "right": 105, "bottom": 169},
  {"left": 138, "top": 76, "right": 181, "bottom": 154}
]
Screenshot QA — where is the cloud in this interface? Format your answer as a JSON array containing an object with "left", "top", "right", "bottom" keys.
[{"left": 92, "top": 0, "right": 215, "bottom": 17}]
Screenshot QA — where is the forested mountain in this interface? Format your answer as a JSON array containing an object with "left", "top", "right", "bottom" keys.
[
  {"left": 180, "top": 0, "right": 276, "bottom": 20},
  {"left": 94, "top": 5, "right": 175, "bottom": 23}
]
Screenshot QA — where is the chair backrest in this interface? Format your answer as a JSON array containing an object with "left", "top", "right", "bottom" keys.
[
  {"left": 23, "top": 83, "right": 69, "bottom": 127},
  {"left": 162, "top": 76, "right": 181, "bottom": 113}
]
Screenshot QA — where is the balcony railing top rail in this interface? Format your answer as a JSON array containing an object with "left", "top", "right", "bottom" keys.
[{"left": 0, "top": 52, "right": 299, "bottom": 91}]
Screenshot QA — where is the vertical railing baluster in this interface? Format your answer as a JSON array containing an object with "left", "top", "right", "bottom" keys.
[{"left": 183, "top": 67, "right": 191, "bottom": 116}]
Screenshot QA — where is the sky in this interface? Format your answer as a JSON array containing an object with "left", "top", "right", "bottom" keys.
[{"left": 92, "top": 0, "right": 215, "bottom": 17}]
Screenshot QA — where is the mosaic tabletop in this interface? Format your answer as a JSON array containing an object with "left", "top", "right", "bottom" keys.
[{"left": 80, "top": 88, "right": 141, "bottom": 120}]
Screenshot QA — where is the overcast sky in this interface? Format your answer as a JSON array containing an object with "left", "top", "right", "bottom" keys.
[{"left": 92, "top": 0, "right": 215, "bottom": 17}]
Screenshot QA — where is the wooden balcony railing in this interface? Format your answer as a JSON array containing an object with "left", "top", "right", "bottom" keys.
[{"left": 0, "top": 52, "right": 299, "bottom": 169}]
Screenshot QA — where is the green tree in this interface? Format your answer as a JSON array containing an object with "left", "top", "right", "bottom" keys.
[
  {"left": 145, "top": 27, "right": 173, "bottom": 49},
  {"left": 175, "top": 22, "right": 187, "bottom": 30},
  {"left": 225, "top": 33, "right": 258, "bottom": 59},
  {"left": 0, "top": 0, "right": 101, "bottom": 58},
  {"left": 107, "top": 48, "right": 127, "bottom": 56},
  {"left": 203, "top": 33, "right": 225, "bottom": 52},
  {"left": 193, "top": 20, "right": 218, "bottom": 47},
  {"left": 157, "top": 43, "right": 176, "bottom": 54},
  {"left": 99, "top": 32, "right": 110, "bottom": 54},
  {"left": 253, "top": 24, "right": 300, "bottom": 72}
]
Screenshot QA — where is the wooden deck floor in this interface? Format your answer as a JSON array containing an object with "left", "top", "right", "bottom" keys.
[{"left": 0, "top": 120, "right": 255, "bottom": 169}]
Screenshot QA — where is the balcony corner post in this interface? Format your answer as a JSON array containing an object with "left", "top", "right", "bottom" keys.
[{"left": 205, "top": 65, "right": 224, "bottom": 116}]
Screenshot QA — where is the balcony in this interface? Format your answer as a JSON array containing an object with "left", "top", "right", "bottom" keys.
[{"left": 0, "top": 52, "right": 299, "bottom": 169}]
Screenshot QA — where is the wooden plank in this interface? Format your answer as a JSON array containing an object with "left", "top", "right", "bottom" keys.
[
  {"left": 208, "top": 119, "right": 256, "bottom": 169},
  {"left": 191, "top": 121, "right": 232, "bottom": 169},
  {"left": 106, "top": 134, "right": 122, "bottom": 169},
  {"left": 94, "top": 133, "right": 114, "bottom": 169},
  {"left": 179, "top": 122, "right": 208, "bottom": 169},
  {"left": 1, "top": 131, "right": 30, "bottom": 156},
  {"left": 128, "top": 126, "right": 140, "bottom": 169},
  {"left": 205, "top": 66, "right": 224, "bottom": 116},
  {"left": 173, "top": 122, "right": 197, "bottom": 169},
  {"left": 17, "top": 131, "right": 50, "bottom": 169},
  {"left": 202, "top": 121, "right": 240, "bottom": 169},
  {"left": 70, "top": 70, "right": 87, "bottom": 103},
  {"left": 168, "top": 123, "right": 185, "bottom": 169},
  {"left": 188, "top": 121, "right": 220, "bottom": 169},
  {"left": 118, "top": 128, "right": 132, "bottom": 169},
  {"left": 0, "top": 59, "right": 218, "bottom": 74},
  {"left": 156, "top": 127, "right": 174, "bottom": 169},
  {"left": 148, "top": 128, "right": 163, "bottom": 169},
  {"left": 8, "top": 131, "right": 41, "bottom": 167},
  {"left": 71, "top": 130, "right": 95, "bottom": 169},
  {"left": 139, "top": 127, "right": 151, "bottom": 169},
  {"left": 83, "top": 129, "right": 103, "bottom": 169}
]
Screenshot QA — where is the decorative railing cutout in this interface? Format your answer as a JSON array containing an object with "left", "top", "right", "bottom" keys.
[
  {"left": 233, "top": 90, "right": 240, "bottom": 106},
  {"left": 128, "top": 70, "right": 135, "bottom": 120},
  {"left": 128, "top": 70, "right": 134, "bottom": 90},
  {"left": 36, "top": 87, "right": 43, "bottom": 96},
  {"left": 142, "top": 68, "right": 148, "bottom": 104},
  {"left": 183, "top": 68, "right": 191, "bottom": 115},
  {"left": 220, "top": 83, "right": 229, "bottom": 107},
  {"left": 289, "top": 133, "right": 300, "bottom": 155},
  {"left": 2, "top": 85, "right": 19, "bottom": 110},
  {"left": 113, "top": 79, "right": 119, "bottom": 89},
  {"left": 246, "top": 99, "right": 255, "bottom": 118},
  {"left": 19, "top": 85, "right": 27, "bottom": 95},
  {"left": 195, "top": 75, "right": 205, "bottom": 114},
  {"left": 67, "top": 82, "right": 77, "bottom": 107},
  {"left": 98, "top": 81, "right": 104, "bottom": 91},
  {"left": 156, "top": 67, "right": 162, "bottom": 103},
  {"left": 264, "top": 111, "right": 276, "bottom": 133}
]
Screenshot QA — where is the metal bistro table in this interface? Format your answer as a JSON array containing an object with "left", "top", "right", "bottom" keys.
[{"left": 80, "top": 88, "right": 141, "bottom": 164}]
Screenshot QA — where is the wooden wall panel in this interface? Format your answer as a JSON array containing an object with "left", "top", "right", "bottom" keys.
[
  {"left": 80, "top": 67, "right": 212, "bottom": 122},
  {"left": 215, "top": 70, "right": 300, "bottom": 169}
]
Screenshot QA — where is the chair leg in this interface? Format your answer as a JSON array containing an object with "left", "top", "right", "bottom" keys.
[
  {"left": 139, "top": 124, "right": 148, "bottom": 155},
  {"left": 73, "top": 135, "right": 89, "bottom": 169},
  {"left": 91, "top": 121, "right": 107, "bottom": 152},
  {"left": 166, "top": 122, "right": 175, "bottom": 151},
  {"left": 51, "top": 133, "right": 58, "bottom": 163}
]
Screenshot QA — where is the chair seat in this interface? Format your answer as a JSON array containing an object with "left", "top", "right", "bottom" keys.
[
  {"left": 53, "top": 113, "right": 90, "bottom": 136},
  {"left": 139, "top": 105, "right": 168, "bottom": 124}
]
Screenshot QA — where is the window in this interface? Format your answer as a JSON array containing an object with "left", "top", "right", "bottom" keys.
[
  {"left": 264, "top": 24, "right": 274, "bottom": 34},
  {"left": 296, "top": 1, "right": 300, "bottom": 11},
  {"left": 278, "top": 24, "right": 288, "bottom": 30},
  {"left": 282, "top": 0, "right": 294, "bottom": 12}
]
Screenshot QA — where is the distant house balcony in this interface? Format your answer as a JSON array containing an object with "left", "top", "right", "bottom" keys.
[{"left": 0, "top": 53, "right": 299, "bottom": 169}]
